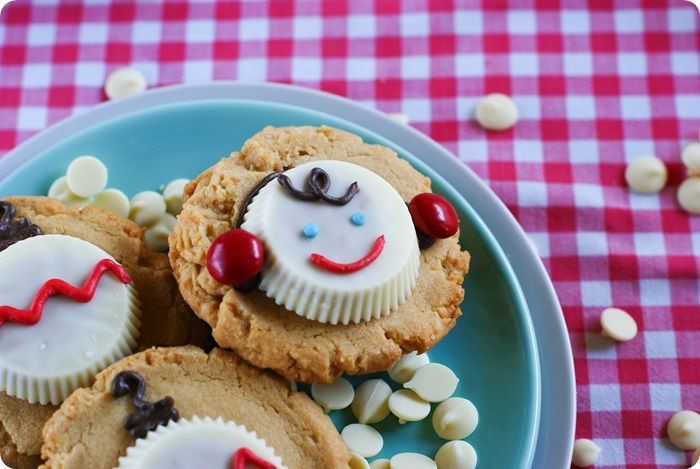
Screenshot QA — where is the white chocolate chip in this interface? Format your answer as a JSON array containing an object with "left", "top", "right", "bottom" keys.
[
  {"left": 432, "top": 397, "right": 479, "bottom": 440},
  {"left": 311, "top": 377, "right": 354, "bottom": 412},
  {"left": 682, "top": 142, "right": 700, "bottom": 176},
  {"left": 129, "top": 191, "right": 167, "bottom": 228},
  {"left": 667, "top": 410, "right": 700, "bottom": 450},
  {"left": 692, "top": 447, "right": 700, "bottom": 466},
  {"left": 435, "top": 440, "right": 477, "bottom": 469},
  {"left": 624, "top": 155, "right": 668, "bottom": 194},
  {"left": 600, "top": 307, "right": 638, "bottom": 342},
  {"left": 163, "top": 178, "right": 190, "bottom": 215},
  {"left": 388, "top": 112, "right": 410, "bottom": 125},
  {"left": 66, "top": 156, "right": 108, "bottom": 198},
  {"left": 104, "top": 67, "right": 147, "bottom": 100},
  {"left": 388, "top": 352, "right": 430, "bottom": 384},
  {"left": 572, "top": 438, "right": 601, "bottom": 467},
  {"left": 349, "top": 452, "right": 371, "bottom": 469},
  {"left": 404, "top": 364, "right": 458, "bottom": 402},
  {"left": 92, "top": 188, "right": 130, "bottom": 218},
  {"left": 678, "top": 178, "right": 700, "bottom": 215},
  {"left": 341, "top": 424, "right": 383, "bottom": 458},
  {"left": 388, "top": 389, "right": 430, "bottom": 424},
  {"left": 390, "top": 453, "right": 437, "bottom": 469},
  {"left": 475, "top": 93, "right": 518, "bottom": 131},
  {"left": 144, "top": 213, "right": 177, "bottom": 252},
  {"left": 351, "top": 379, "right": 392, "bottom": 424},
  {"left": 370, "top": 459, "right": 391, "bottom": 469},
  {"left": 47, "top": 176, "right": 91, "bottom": 208}
]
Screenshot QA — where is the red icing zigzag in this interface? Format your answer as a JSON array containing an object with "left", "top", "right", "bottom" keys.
[
  {"left": 0, "top": 259, "right": 132, "bottom": 326},
  {"left": 230, "top": 448, "right": 277, "bottom": 469}
]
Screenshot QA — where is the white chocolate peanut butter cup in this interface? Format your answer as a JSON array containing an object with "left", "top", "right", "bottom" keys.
[
  {"left": 0, "top": 234, "right": 141, "bottom": 405},
  {"left": 116, "top": 416, "right": 287, "bottom": 469},
  {"left": 242, "top": 160, "right": 420, "bottom": 325}
]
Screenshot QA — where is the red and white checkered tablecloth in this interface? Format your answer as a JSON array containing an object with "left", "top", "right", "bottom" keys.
[{"left": 1, "top": 1, "right": 699, "bottom": 467}]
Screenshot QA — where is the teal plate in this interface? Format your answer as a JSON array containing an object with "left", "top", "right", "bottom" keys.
[{"left": 0, "top": 100, "right": 540, "bottom": 468}]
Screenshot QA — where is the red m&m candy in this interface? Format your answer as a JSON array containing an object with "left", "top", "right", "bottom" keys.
[
  {"left": 207, "top": 229, "right": 264, "bottom": 286},
  {"left": 408, "top": 193, "right": 459, "bottom": 239}
]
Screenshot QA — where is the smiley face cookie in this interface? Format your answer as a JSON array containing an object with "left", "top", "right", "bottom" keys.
[
  {"left": 41, "top": 346, "right": 348, "bottom": 469},
  {"left": 0, "top": 197, "right": 212, "bottom": 469},
  {"left": 170, "top": 126, "right": 470, "bottom": 383}
]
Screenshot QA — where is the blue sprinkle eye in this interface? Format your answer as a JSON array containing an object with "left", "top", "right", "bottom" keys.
[
  {"left": 351, "top": 212, "right": 366, "bottom": 226},
  {"left": 303, "top": 223, "right": 319, "bottom": 239}
]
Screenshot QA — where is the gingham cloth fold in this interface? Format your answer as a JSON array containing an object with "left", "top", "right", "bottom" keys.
[{"left": 1, "top": 1, "right": 699, "bottom": 467}]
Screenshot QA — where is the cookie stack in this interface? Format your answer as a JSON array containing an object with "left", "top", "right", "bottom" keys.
[{"left": 0, "top": 126, "right": 469, "bottom": 469}]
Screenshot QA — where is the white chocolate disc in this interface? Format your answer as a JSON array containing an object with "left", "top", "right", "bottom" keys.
[
  {"left": 475, "top": 93, "right": 518, "bottom": 131},
  {"left": 144, "top": 214, "right": 177, "bottom": 252},
  {"left": 311, "top": 377, "right": 354, "bottom": 412},
  {"left": 0, "top": 235, "right": 140, "bottom": 405},
  {"left": 116, "top": 416, "right": 286, "bottom": 469},
  {"left": 105, "top": 67, "right": 147, "bottom": 100},
  {"left": 351, "top": 379, "right": 392, "bottom": 424},
  {"left": 432, "top": 398, "right": 479, "bottom": 440},
  {"left": 624, "top": 155, "right": 667, "bottom": 194},
  {"left": 242, "top": 160, "right": 420, "bottom": 325},
  {"left": 600, "top": 307, "right": 638, "bottom": 342},
  {"left": 66, "top": 156, "right": 108, "bottom": 198},
  {"left": 390, "top": 453, "right": 437, "bottom": 469},
  {"left": 404, "top": 364, "right": 459, "bottom": 403},
  {"left": 129, "top": 191, "right": 167, "bottom": 228},
  {"left": 572, "top": 438, "right": 601, "bottom": 467},
  {"left": 47, "top": 176, "right": 91, "bottom": 208},
  {"left": 370, "top": 459, "right": 390, "bottom": 469},
  {"left": 692, "top": 447, "right": 700, "bottom": 466},
  {"left": 678, "top": 178, "right": 700, "bottom": 215},
  {"left": 682, "top": 143, "right": 700, "bottom": 176},
  {"left": 93, "top": 188, "right": 130, "bottom": 218},
  {"left": 163, "top": 178, "right": 190, "bottom": 215},
  {"left": 388, "top": 352, "right": 430, "bottom": 384},
  {"left": 341, "top": 424, "right": 383, "bottom": 458},
  {"left": 667, "top": 410, "right": 700, "bottom": 450},
  {"left": 348, "top": 452, "right": 371, "bottom": 469},
  {"left": 435, "top": 440, "right": 477, "bottom": 469},
  {"left": 388, "top": 389, "right": 430, "bottom": 423}
]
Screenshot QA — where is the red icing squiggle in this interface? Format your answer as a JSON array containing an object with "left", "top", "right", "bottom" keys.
[
  {"left": 309, "top": 235, "right": 385, "bottom": 274},
  {"left": 0, "top": 259, "right": 131, "bottom": 326},
  {"left": 230, "top": 447, "right": 277, "bottom": 469}
]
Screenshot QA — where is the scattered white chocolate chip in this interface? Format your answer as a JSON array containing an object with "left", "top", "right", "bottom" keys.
[
  {"left": 682, "top": 142, "right": 700, "bottom": 176},
  {"left": 624, "top": 155, "right": 668, "bottom": 194},
  {"left": 692, "top": 447, "right": 700, "bottom": 466},
  {"left": 311, "top": 377, "right": 354, "bottom": 412},
  {"left": 351, "top": 379, "right": 392, "bottom": 424},
  {"left": 105, "top": 67, "right": 147, "bottom": 100},
  {"left": 92, "top": 188, "right": 130, "bottom": 218},
  {"left": 404, "top": 363, "right": 458, "bottom": 403},
  {"left": 475, "top": 93, "right": 518, "bottom": 131},
  {"left": 47, "top": 176, "right": 91, "bottom": 208},
  {"left": 388, "top": 389, "right": 430, "bottom": 424},
  {"left": 678, "top": 178, "right": 700, "bottom": 215},
  {"left": 163, "top": 178, "right": 190, "bottom": 215},
  {"left": 129, "top": 191, "right": 167, "bottom": 228},
  {"left": 600, "top": 307, "right": 638, "bottom": 342},
  {"left": 667, "top": 410, "right": 700, "bottom": 450},
  {"left": 434, "top": 440, "right": 477, "bottom": 469},
  {"left": 388, "top": 112, "right": 410, "bottom": 125},
  {"left": 572, "top": 438, "right": 601, "bottom": 467},
  {"left": 144, "top": 213, "right": 177, "bottom": 252},
  {"left": 341, "top": 424, "right": 383, "bottom": 458},
  {"left": 388, "top": 352, "right": 430, "bottom": 384},
  {"left": 369, "top": 459, "right": 391, "bottom": 469},
  {"left": 349, "top": 451, "right": 371, "bottom": 469},
  {"left": 432, "top": 397, "right": 479, "bottom": 440},
  {"left": 66, "top": 156, "right": 108, "bottom": 198},
  {"left": 390, "top": 452, "right": 437, "bottom": 469}
]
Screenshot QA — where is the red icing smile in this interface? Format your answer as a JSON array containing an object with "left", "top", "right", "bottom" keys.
[
  {"left": 230, "top": 448, "right": 277, "bottom": 469},
  {"left": 309, "top": 235, "right": 385, "bottom": 274}
]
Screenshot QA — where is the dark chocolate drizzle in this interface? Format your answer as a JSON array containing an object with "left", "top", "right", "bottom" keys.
[
  {"left": 277, "top": 167, "right": 359, "bottom": 206},
  {"left": 234, "top": 172, "right": 282, "bottom": 228},
  {"left": 111, "top": 370, "right": 179, "bottom": 439},
  {"left": 0, "top": 202, "right": 42, "bottom": 253}
]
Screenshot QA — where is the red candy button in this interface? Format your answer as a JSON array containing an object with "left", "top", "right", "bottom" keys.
[
  {"left": 408, "top": 193, "right": 459, "bottom": 239},
  {"left": 207, "top": 229, "right": 264, "bottom": 286}
]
